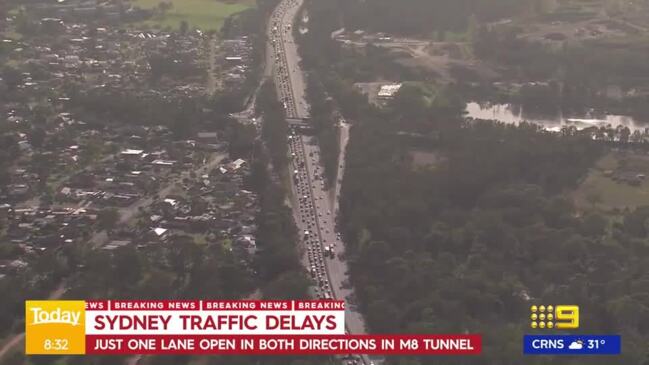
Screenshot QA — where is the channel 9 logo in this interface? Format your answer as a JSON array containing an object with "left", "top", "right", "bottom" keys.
[{"left": 530, "top": 305, "right": 579, "bottom": 329}]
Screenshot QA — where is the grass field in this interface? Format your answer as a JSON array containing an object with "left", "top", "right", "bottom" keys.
[
  {"left": 5, "top": 30, "right": 22, "bottom": 40},
  {"left": 574, "top": 152, "right": 649, "bottom": 211},
  {"left": 133, "top": 0, "right": 256, "bottom": 31}
]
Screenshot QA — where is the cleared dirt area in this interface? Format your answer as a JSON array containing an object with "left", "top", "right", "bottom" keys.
[
  {"left": 338, "top": 33, "right": 500, "bottom": 84},
  {"left": 409, "top": 150, "right": 445, "bottom": 169},
  {"left": 380, "top": 40, "right": 499, "bottom": 83}
]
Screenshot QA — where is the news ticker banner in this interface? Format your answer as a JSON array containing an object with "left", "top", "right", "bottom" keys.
[{"left": 25, "top": 300, "right": 482, "bottom": 355}]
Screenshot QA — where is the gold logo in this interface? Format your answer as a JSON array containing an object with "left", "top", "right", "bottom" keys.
[{"left": 530, "top": 305, "right": 579, "bottom": 329}]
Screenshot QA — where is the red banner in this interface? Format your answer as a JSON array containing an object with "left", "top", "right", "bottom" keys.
[
  {"left": 26, "top": 300, "right": 482, "bottom": 356},
  {"left": 86, "top": 334, "right": 482, "bottom": 355}
]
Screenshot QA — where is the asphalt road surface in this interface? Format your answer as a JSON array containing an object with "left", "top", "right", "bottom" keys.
[
  {"left": 269, "top": 0, "right": 371, "bottom": 364},
  {"left": 270, "top": 0, "right": 309, "bottom": 120}
]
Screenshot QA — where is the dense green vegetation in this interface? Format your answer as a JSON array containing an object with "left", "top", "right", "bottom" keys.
[
  {"left": 473, "top": 27, "right": 649, "bottom": 116},
  {"left": 250, "top": 148, "right": 310, "bottom": 300},
  {"left": 338, "top": 85, "right": 649, "bottom": 365},
  {"left": 0, "top": 129, "right": 16, "bottom": 196},
  {"left": 303, "top": 75, "right": 339, "bottom": 186},
  {"left": 296, "top": 0, "right": 421, "bottom": 183},
  {"left": 258, "top": 80, "right": 290, "bottom": 170},
  {"left": 338, "top": 0, "right": 551, "bottom": 35},
  {"left": 254, "top": 80, "right": 309, "bottom": 300},
  {"left": 296, "top": 0, "right": 649, "bottom": 364}
]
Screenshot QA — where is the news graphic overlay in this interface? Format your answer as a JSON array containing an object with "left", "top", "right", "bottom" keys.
[
  {"left": 524, "top": 335, "right": 621, "bottom": 355},
  {"left": 26, "top": 300, "right": 482, "bottom": 356},
  {"left": 530, "top": 305, "right": 579, "bottom": 329},
  {"left": 26, "top": 300, "right": 86, "bottom": 354},
  {"left": 524, "top": 305, "right": 621, "bottom": 355}
]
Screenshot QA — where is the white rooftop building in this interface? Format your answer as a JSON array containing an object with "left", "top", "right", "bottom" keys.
[{"left": 378, "top": 83, "right": 402, "bottom": 99}]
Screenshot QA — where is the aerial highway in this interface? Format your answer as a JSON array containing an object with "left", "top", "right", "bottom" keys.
[{"left": 267, "top": 0, "right": 372, "bottom": 364}]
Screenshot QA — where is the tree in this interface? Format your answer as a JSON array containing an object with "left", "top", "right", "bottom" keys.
[
  {"left": 138, "top": 268, "right": 177, "bottom": 299},
  {"left": 97, "top": 208, "right": 119, "bottom": 231},
  {"left": 389, "top": 84, "right": 428, "bottom": 123},
  {"left": 148, "top": 53, "right": 173, "bottom": 82},
  {"left": 263, "top": 270, "right": 310, "bottom": 300},
  {"left": 2, "top": 66, "right": 22, "bottom": 91},
  {"left": 158, "top": 1, "right": 173, "bottom": 15},
  {"left": 32, "top": 153, "right": 53, "bottom": 189},
  {"left": 227, "top": 123, "right": 256, "bottom": 158},
  {"left": 0, "top": 351, "right": 26, "bottom": 365},
  {"left": 14, "top": 9, "right": 36, "bottom": 36},
  {"left": 619, "top": 126, "right": 631, "bottom": 143},
  {"left": 27, "top": 127, "right": 46, "bottom": 149},
  {"left": 179, "top": 20, "right": 189, "bottom": 35},
  {"left": 111, "top": 246, "right": 144, "bottom": 295},
  {"left": 259, "top": 80, "right": 289, "bottom": 169}
]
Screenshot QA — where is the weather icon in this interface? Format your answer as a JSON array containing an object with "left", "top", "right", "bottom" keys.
[{"left": 568, "top": 340, "right": 584, "bottom": 350}]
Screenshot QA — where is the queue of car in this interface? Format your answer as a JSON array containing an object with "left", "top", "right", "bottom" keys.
[
  {"left": 269, "top": 0, "right": 299, "bottom": 119},
  {"left": 269, "top": 1, "right": 371, "bottom": 363},
  {"left": 271, "top": 0, "right": 336, "bottom": 300},
  {"left": 288, "top": 131, "right": 336, "bottom": 300}
]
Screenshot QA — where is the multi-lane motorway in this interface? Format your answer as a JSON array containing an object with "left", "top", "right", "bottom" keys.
[
  {"left": 270, "top": 0, "right": 309, "bottom": 120},
  {"left": 267, "top": 0, "right": 372, "bottom": 364}
]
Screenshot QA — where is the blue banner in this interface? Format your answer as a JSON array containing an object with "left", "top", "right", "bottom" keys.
[{"left": 524, "top": 335, "right": 621, "bottom": 355}]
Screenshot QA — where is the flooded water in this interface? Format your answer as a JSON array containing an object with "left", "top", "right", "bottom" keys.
[{"left": 466, "top": 102, "right": 649, "bottom": 133}]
